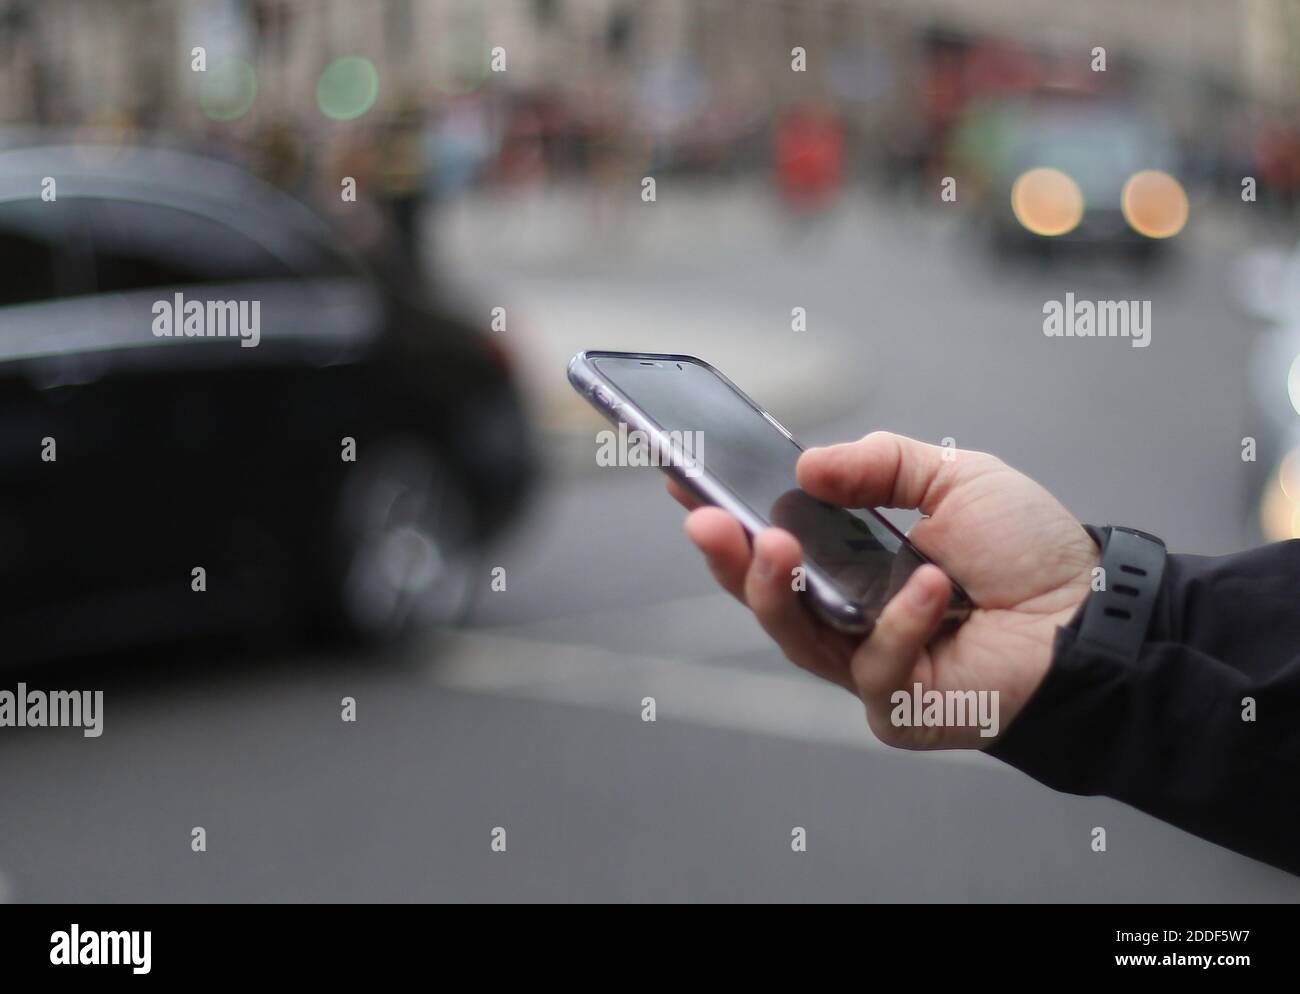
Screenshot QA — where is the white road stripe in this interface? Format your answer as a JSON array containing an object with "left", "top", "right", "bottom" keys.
[
  {"left": 479, "top": 591, "right": 774, "bottom": 660},
  {"left": 427, "top": 629, "right": 989, "bottom": 769}
]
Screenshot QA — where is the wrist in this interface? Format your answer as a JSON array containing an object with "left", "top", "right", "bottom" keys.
[
  {"left": 1070, "top": 525, "right": 1167, "bottom": 662},
  {"left": 985, "top": 524, "right": 1102, "bottom": 747},
  {"left": 991, "top": 524, "right": 1166, "bottom": 749}
]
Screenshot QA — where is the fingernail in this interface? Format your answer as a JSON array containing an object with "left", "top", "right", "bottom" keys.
[{"left": 755, "top": 548, "right": 774, "bottom": 579}]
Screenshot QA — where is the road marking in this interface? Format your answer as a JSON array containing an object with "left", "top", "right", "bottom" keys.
[
  {"left": 427, "top": 628, "right": 989, "bottom": 769},
  {"left": 478, "top": 592, "right": 774, "bottom": 660}
]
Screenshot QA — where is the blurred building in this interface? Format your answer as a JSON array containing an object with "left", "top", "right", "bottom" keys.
[
  {"left": 898, "top": 0, "right": 1300, "bottom": 105},
  {"left": 0, "top": 0, "right": 1296, "bottom": 219},
  {"left": 3, "top": 0, "right": 1298, "bottom": 127}
]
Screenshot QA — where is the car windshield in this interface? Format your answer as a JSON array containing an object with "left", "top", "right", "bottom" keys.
[{"left": 1019, "top": 116, "right": 1150, "bottom": 178}]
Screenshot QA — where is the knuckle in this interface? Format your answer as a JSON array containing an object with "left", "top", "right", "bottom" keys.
[{"left": 964, "top": 450, "right": 1003, "bottom": 474}]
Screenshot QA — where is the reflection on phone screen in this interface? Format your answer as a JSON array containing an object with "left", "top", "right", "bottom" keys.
[
  {"left": 594, "top": 356, "right": 950, "bottom": 615},
  {"left": 769, "top": 488, "right": 925, "bottom": 609}
]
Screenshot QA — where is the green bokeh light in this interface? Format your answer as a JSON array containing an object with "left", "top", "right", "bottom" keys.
[
  {"left": 200, "top": 59, "right": 257, "bottom": 122},
  {"left": 317, "top": 57, "right": 380, "bottom": 121}
]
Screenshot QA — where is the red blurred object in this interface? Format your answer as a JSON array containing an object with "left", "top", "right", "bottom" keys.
[
  {"left": 773, "top": 105, "right": 844, "bottom": 209},
  {"left": 1257, "top": 123, "right": 1300, "bottom": 197},
  {"left": 965, "top": 40, "right": 1042, "bottom": 96}
]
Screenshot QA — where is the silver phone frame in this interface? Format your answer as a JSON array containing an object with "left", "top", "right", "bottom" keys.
[{"left": 568, "top": 349, "right": 972, "bottom": 636}]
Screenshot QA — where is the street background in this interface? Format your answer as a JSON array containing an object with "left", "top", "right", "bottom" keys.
[{"left": 3, "top": 0, "right": 1300, "bottom": 901}]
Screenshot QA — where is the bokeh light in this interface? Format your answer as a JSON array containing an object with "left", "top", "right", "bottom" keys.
[
  {"left": 1288, "top": 353, "right": 1300, "bottom": 416},
  {"left": 317, "top": 56, "right": 380, "bottom": 120},
  {"left": 199, "top": 59, "right": 257, "bottom": 122},
  {"left": 1121, "top": 169, "right": 1189, "bottom": 239},
  {"left": 1261, "top": 457, "right": 1300, "bottom": 541},
  {"left": 1010, "top": 167, "right": 1084, "bottom": 237},
  {"left": 1281, "top": 448, "right": 1300, "bottom": 501}
]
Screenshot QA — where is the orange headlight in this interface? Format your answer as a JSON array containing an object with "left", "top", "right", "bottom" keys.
[
  {"left": 1121, "top": 170, "right": 1189, "bottom": 239},
  {"left": 1010, "top": 167, "right": 1084, "bottom": 237}
]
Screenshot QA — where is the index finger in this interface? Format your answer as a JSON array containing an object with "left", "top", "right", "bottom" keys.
[{"left": 665, "top": 476, "right": 704, "bottom": 511}]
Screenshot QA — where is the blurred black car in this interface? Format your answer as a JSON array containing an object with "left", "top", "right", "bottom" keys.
[
  {"left": 951, "top": 94, "right": 1189, "bottom": 256},
  {"left": 0, "top": 145, "right": 533, "bottom": 660}
]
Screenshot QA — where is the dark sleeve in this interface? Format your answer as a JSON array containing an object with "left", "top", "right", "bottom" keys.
[{"left": 988, "top": 530, "right": 1300, "bottom": 876}]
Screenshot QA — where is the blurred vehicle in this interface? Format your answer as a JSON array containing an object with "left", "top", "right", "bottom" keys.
[
  {"left": 0, "top": 145, "right": 534, "bottom": 661},
  {"left": 950, "top": 94, "right": 1188, "bottom": 256}
]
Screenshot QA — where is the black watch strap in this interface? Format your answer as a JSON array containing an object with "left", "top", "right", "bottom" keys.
[{"left": 1076, "top": 526, "right": 1166, "bottom": 662}]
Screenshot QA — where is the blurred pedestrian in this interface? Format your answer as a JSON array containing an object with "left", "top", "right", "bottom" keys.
[
  {"left": 377, "top": 102, "right": 429, "bottom": 276},
  {"left": 773, "top": 101, "right": 845, "bottom": 212}
]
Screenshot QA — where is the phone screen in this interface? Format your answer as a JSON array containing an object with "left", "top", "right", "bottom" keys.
[{"left": 593, "top": 356, "right": 946, "bottom": 615}]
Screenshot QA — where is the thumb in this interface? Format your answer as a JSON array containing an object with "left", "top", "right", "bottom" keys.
[{"left": 797, "top": 431, "right": 958, "bottom": 514}]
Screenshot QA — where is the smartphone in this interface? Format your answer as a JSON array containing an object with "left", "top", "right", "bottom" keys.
[{"left": 568, "top": 350, "right": 973, "bottom": 635}]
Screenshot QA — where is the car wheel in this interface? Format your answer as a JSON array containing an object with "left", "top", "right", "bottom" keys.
[{"left": 328, "top": 438, "right": 477, "bottom": 643}]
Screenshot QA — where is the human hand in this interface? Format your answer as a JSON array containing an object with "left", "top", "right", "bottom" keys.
[{"left": 669, "top": 432, "right": 1099, "bottom": 749}]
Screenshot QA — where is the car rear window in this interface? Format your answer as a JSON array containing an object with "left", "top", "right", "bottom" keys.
[
  {"left": 87, "top": 199, "right": 297, "bottom": 292},
  {"left": 0, "top": 199, "right": 73, "bottom": 306}
]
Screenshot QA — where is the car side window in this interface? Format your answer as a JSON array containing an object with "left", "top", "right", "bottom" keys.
[
  {"left": 86, "top": 198, "right": 295, "bottom": 292},
  {"left": 0, "top": 198, "right": 86, "bottom": 306}
]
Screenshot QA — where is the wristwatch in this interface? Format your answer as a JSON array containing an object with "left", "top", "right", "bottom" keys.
[{"left": 1075, "top": 525, "right": 1167, "bottom": 663}]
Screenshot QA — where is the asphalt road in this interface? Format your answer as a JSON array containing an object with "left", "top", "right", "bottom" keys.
[{"left": 2, "top": 188, "right": 1298, "bottom": 902}]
